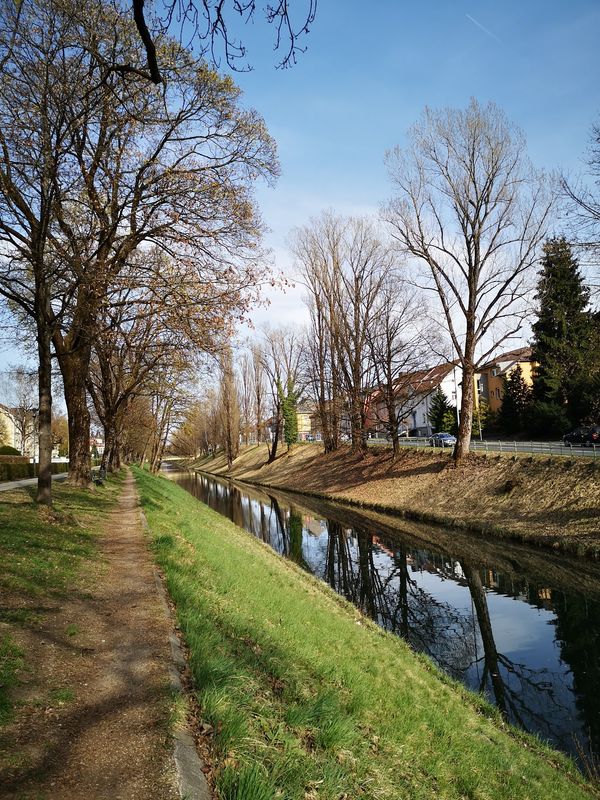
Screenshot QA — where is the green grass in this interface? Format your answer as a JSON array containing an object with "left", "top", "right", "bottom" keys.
[
  {"left": 0, "top": 474, "right": 123, "bottom": 728},
  {"left": 48, "top": 687, "right": 75, "bottom": 704},
  {"left": 0, "top": 636, "right": 23, "bottom": 724},
  {"left": 134, "top": 467, "right": 597, "bottom": 800}
]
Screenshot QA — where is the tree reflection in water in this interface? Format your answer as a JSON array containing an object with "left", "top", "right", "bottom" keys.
[
  {"left": 170, "top": 470, "right": 600, "bottom": 767},
  {"left": 323, "top": 523, "right": 475, "bottom": 678}
]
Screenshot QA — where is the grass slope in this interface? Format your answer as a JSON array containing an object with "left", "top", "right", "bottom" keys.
[{"left": 134, "top": 467, "right": 597, "bottom": 800}]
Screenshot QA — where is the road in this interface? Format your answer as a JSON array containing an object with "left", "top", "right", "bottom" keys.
[{"left": 0, "top": 472, "right": 69, "bottom": 493}]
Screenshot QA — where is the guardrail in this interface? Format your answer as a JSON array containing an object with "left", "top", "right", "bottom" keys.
[{"left": 367, "top": 437, "right": 599, "bottom": 459}]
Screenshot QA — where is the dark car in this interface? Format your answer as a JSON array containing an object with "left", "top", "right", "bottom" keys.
[
  {"left": 563, "top": 425, "right": 600, "bottom": 447},
  {"left": 429, "top": 432, "right": 457, "bottom": 448}
]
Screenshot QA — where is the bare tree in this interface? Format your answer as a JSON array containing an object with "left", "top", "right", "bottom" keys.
[
  {"left": 251, "top": 343, "right": 267, "bottom": 444},
  {"left": 0, "top": 366, "right": 38, "bottom": 456},
  {"left": 293, "top": 213, "right": 389, "bottom": 454},
  {"left": 0, "top": 1, "right": 82, "bottom": 503},
  {"left": 562, "top": 121, "right": 600, "bottom": 296},
  {"left": 259, "top": 326, "right": 303, "bottom": 463},
  {"left": 237, "top": 350, "right": 254, "bottom": 445},
  {"left": 130, "top": 0, "right": 317, "bottom": 84},
  {"left": 366, "top": 279, "right": 432, "bottom": 457},
  {"left": 292, "top": 212, "right": 343, "bottom": 452},
  {"left": 385, "top": 99, "right": 554, "bottom": 462},
  {"left": 0, "top": 0, "right": 278, "bottom": 488}
]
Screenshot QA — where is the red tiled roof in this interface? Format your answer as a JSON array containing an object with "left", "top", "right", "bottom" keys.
[{"left": 478, "top": 347, "right": 532, "bottom": 371}]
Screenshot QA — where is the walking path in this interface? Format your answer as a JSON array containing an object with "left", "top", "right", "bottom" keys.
[
  {"left": 1, "top": 470, "right": 208, "bottom": 800},
  {"left": 0, "top": 471, "right": 68, "bottom": 492}
]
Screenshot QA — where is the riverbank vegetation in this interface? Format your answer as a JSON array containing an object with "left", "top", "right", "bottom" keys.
[
  {"left": 191, "top": 443, "right": 600, "bottom": 556},
  {"left": 135, "top": 467, "right": 597, "bottom": 799}
]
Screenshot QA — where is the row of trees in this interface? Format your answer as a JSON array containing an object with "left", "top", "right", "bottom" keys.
[
  {"left": 180, "top": 98, "right": 599, "bottom": 463},
  {"left": 0, "top": 0, "right": 278, "bottom": 504},
  {"left": 184, "top": 230, "right": 598, "bottom": 464}
]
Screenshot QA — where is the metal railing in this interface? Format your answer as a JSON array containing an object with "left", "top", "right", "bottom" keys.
[{"left": 367, "top": 436, "right": 599, "bottom": 459}]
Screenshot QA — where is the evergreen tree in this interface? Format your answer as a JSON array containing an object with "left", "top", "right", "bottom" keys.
[
  {"left": 498, "top": 365, "right": 532, "bottom": 435},
  {"left": 531, "top": 238, "right": 595, "bottom": 427},
  {"left": 278, "top": 378, "right": 298, "bottom": 449},
  {"left": 428, "top": 388, "right": 457, "bottom": 433}
]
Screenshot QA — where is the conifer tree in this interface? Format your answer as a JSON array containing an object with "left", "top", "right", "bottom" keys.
[
  {"left": 279, "top": 379, "right": 298, "bottom": 449},
  {"left": 498, "top": 365, "right": 532, "bottom": 434},
  {"left": 427, "top": 388, "right": 457, "bottom": 433},
  {"left": 531, "top": 238, "right": 596, "bottom": 429},
  {"left": 532, "top": 238, "right": 591, "bottom": 405}
]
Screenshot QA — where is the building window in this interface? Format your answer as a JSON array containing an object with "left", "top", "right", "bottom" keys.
[{"left": 496, "top": 388, "right": 501, "bottom": 399}]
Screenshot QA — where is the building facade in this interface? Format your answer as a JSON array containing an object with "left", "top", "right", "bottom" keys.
[{"left": 476, "top": 347, "right": 534, "bottom": 413}]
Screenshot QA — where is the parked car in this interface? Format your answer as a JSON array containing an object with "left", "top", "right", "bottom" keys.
[
  {"left": 563, "top": 425, "right": 600, "bottom": 447},
  {"left": 305, "top": 434, "right": 316, "bottom": 442},
  {"left": 429, "top": 432, "right": 457, "bottom": 448}
]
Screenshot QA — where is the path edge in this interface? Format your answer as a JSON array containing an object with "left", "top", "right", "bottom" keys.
[{"left": 137, "top": 499, "right": 212, "bottom": 800}]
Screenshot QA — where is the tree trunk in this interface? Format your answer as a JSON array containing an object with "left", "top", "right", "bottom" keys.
[
  {"left": 36, "top": 319, "right": 53, "bottom": 506},
  {"left": 59, "top": 349, "right": 92, "bottom": 487},
  {"left": 386, "top": 395, "right": 400, "bottom": 459},
  {"left": 350, "top": 393, "right": 367, "bottom": 455},
  {"left": 462, "top": 562, "right": 508, "bottom": 718},
  {"left": 138, "top": 438, "right": 149, "bottom": 468},
  {"left": 454, "top": 363, "right": 475, "bottom": 464},
  {"left": 267, "top": 406, "right": 281, "bottom": 464},
  {"left": 101, "top": 423, "right": 114, "bottom": 472}
]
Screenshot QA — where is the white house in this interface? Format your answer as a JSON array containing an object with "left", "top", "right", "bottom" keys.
[{"left": 398, "top": 362, "right": 463, "bottom": 437}]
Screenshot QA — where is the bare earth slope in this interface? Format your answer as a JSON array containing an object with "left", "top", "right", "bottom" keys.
[{"left": 193, "top": 444, "right": 600, "bottom": 555}]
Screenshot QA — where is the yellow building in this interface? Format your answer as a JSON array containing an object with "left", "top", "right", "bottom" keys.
[
  {"left": 0, "top": 403, "right": 17, "bottom": 449},
  {"left": 296, "top": 406, "right": 314, "bottom": 441},
  {"left": 476, "top": 347, "right": 535, "bottom": 413}
]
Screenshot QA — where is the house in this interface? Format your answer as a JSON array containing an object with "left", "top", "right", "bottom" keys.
[
  {"left": 296, "top": 405, "right": 314, "bottom": 441},
  {"left": 476, "top": 347, "right": 535, "bottom": 413},
  {"left": 366, "top": 362, "right": 464, "bottom": 438},
  {"left": 401, "top": 362, "right": 463, "bottom": 436},
  {"left": 0, "top": 403, "right": 17, "bottom": 448},
  {"left": 0, "top": 402, "right": 38, "bottom": 457},
  {"left": 89, "top": 435, "right": 105, "bottom": 456}
]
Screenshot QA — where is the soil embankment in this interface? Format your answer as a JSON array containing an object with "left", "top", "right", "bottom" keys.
[{"left": 192, "top": 443, "right": 600, "bottom": 555}]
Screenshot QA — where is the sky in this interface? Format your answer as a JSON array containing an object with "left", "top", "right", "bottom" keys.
[
  {"left": 1, "top": 0, "right": 599, "bottom": 370},
  {"left": 228, "top": 0, "right": 600, "bottom": 329}
]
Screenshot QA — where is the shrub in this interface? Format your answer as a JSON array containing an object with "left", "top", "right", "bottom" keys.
[{"left": 0, "top": 445, "right": 21, "bottom": 456}]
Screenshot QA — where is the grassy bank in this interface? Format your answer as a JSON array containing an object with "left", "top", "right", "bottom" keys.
[
  {"left": 191, "top": 444, "right": 600, "bottom": 555},
  {"left": 0, "top": 477, "right": 122, "bottom": 765},
  {"left": 135, "top": 467, "right": 597, "bottom": 800}
]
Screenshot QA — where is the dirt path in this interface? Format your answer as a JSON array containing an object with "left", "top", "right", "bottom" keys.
[{"left": 1, "top": 471, "right": 182, "bottom": 800}]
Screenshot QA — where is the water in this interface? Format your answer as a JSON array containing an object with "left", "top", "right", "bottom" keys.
[{"left": 168, "top": 468, "right": 600, "bottom": 768}]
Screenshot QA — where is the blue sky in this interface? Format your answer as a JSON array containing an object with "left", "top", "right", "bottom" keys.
[
  {"left": 1, "top": 0, "right": 599, "bottom": 367},
  {"left": 229, "top": 0, "right": 600, "bottom": 327}
]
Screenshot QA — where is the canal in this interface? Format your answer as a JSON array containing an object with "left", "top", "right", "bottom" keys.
[{"left": 168, "top": 468, "right": 600, "bottom": 769}]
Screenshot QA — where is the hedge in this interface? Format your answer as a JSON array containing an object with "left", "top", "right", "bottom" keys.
[{"left": 0, "top": 463, "right": 69, "bottom": 482}]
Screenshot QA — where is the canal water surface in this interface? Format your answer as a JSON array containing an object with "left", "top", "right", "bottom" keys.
[{"left": 168, "top": 468, "right": 600, "bottom": 769}]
